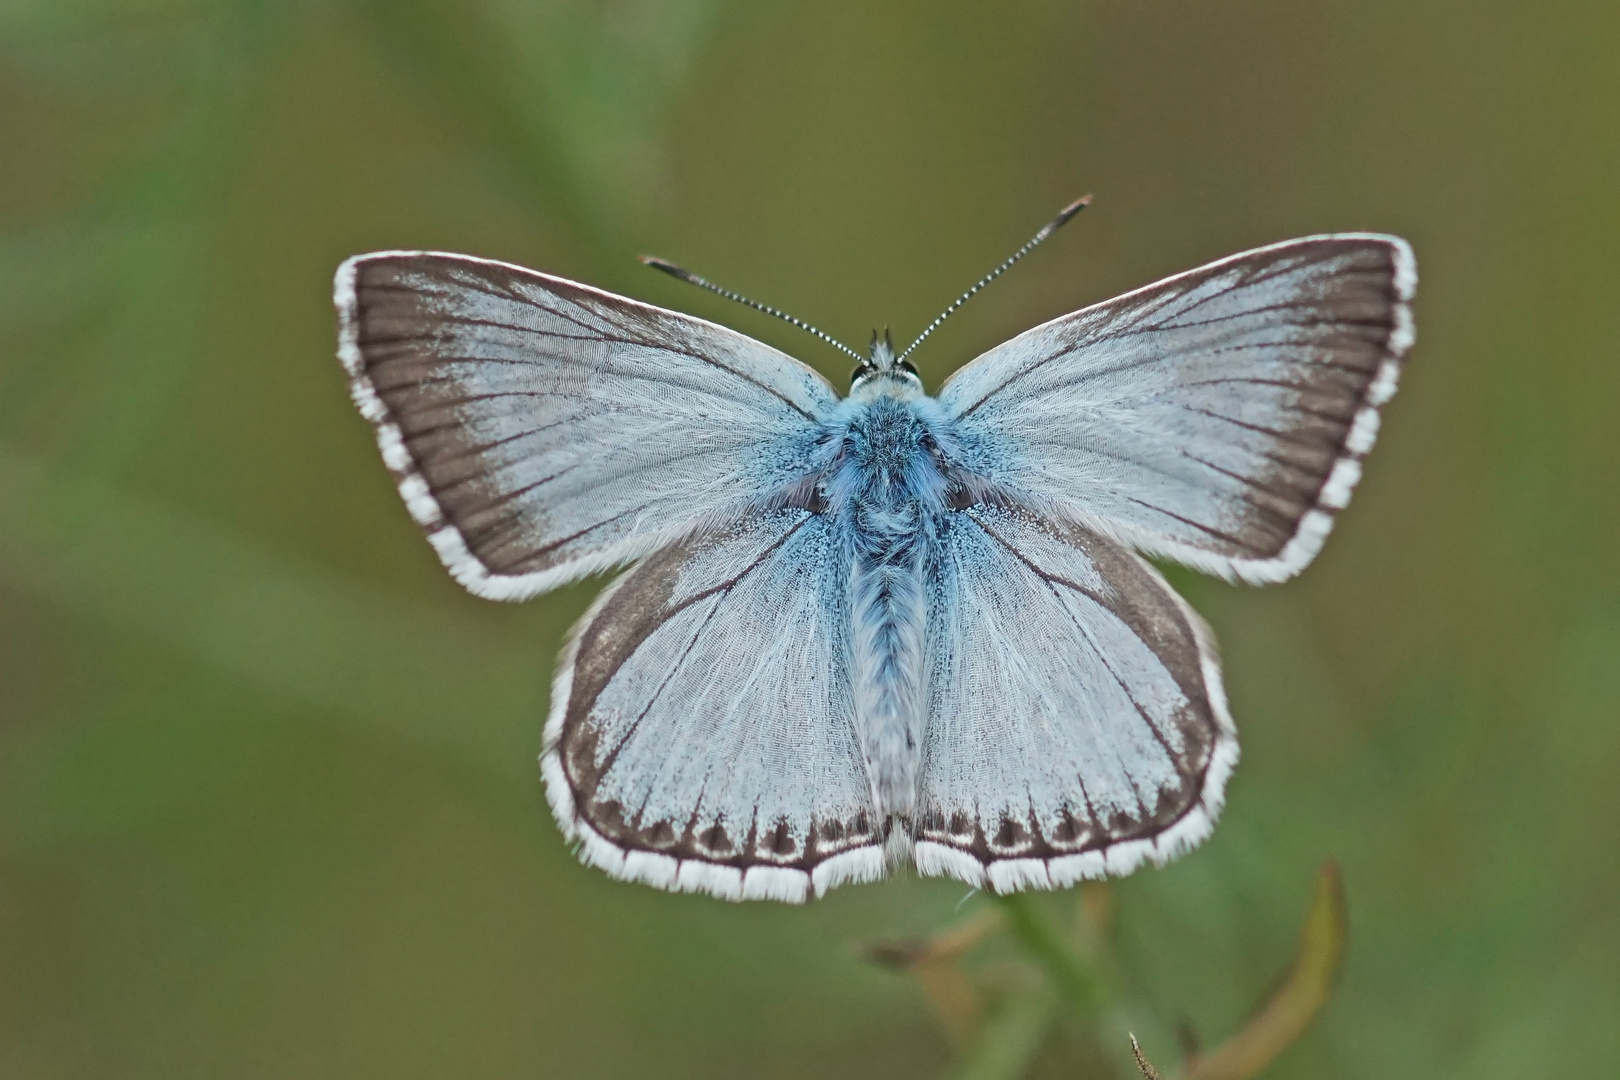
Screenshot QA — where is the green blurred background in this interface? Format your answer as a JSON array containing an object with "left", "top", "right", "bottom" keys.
[{"left": 3, "top": 2, "right": 1617, "bottom": 1077}]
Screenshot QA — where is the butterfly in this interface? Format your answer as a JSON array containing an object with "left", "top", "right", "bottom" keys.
[{"left": 334, "top": 197, "right": 1414, "bottom": 903}]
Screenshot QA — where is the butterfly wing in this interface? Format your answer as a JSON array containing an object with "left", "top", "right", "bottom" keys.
[
  {"left": 335, "top": 251, "right": 840, "bottom": 600},
  {"left": 543, "top": 508, "right": 885, "bottom": 903},
  {"left": 915, "top": 503, "right": 1236, "bottom": 892},
  {"left": 938, "top": 235, "right": 1415, "bottom": 583}
]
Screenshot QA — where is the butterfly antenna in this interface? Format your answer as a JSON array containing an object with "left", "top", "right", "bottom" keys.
[
  {"left": 638, "top": 255, "right": 866, "bottom": 364},
  {"left": 895, "top": 194, "right": 1091, "bottom": 365}
]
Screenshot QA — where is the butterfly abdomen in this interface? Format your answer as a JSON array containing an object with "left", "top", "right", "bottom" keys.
[{"left": 848, "top": 531, "right": 927, "bottom": 819}]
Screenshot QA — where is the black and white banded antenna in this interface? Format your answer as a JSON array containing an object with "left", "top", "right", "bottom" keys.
[
  {"left": 895, "top": 194, "right": 1091, "bottom": 365},
  {"left": 638, "top": 255, "right": 866, "bottom": 365}
]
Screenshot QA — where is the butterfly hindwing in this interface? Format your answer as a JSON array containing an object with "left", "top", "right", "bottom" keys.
[
  {"left": 938, "top": 235, "right": 1415, "bottom": 583},
  {"left": 915, "top": 502, "right": 1236, "bottom": 893},
  {"left": 543, "top": 508, "right": 886, "bottom": 903},
  {"left": 336, "top": 252, "right": 839, "bottom": 600}
]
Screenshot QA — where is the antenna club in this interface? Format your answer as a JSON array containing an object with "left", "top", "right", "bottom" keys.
[
  {"left": 639, "top": 255, "right": 696, "bottom": 282},
  {"left": 1035, "top": 194, "right": 1093, "bottom": 242}
]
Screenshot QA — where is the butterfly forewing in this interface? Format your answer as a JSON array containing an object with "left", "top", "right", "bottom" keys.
[
  {"left": 916, "top": 503, "right": 1236, "bottom": 893},
  {"left": 543, "top": 509, "right": 886, "bottom": 903},
  {"left": 938, "top": 235, "right": 1415, "bottom": 583},
  {"left": 336, "top": 252, "right": 839, "bottom": 600}
]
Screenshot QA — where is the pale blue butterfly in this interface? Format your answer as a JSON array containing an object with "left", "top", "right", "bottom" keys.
[{"left": 335, "top": 198, "right": 1415, "bottom": 902}]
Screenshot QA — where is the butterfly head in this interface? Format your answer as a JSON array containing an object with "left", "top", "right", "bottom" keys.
[{"left": 851, "top": 328, "right": 921, "bottom": 392}]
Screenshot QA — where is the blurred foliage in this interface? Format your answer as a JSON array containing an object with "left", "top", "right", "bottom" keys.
[
  {"left": 864, "top": 863, "right": 1346, "bottom": 1079},
  {"left": 2, "top": 1, "right": 1618, "bottom": 1078}
]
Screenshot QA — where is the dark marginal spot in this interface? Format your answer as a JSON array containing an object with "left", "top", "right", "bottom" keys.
[
  {"left": 1052, "top": 813, "right": 1082, "bottom": 843},
  {"left": 1146, "top": 781, "right": 1199, "bottom": 831},
  {"left": 699, "top": 824, "right": 733, "bottom": 853},
  {"left": 994, "top": 817, "right": 1028, "bottom": 848},
  {"left": 949, "top": 811, "right": 973, "bottom": 837},
  {"left": 768, "top": 820, "right": 797, "bottom": 856},
  {"left": 644, "top": 820, "right": 675, "bottom": 846},
  {"left": 1105, "top": 808, "right": 1135, "bottom": 836},
  {"left": 590, "top": 799, "right": 627, "bottom": 833},
  {"left": 820, "top": 820, "right": 846, "bottom": 842}
]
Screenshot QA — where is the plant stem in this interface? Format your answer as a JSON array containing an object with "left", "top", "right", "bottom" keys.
[{"left": 992, "top": 893, "right": 1105, "bottom": 1014}]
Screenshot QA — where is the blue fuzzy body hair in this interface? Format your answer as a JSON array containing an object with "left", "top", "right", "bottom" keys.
[{"left": 817, "top": 373, "right": 957, "bottom": 853}]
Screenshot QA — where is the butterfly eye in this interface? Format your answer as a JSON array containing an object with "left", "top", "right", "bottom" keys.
[{"left": 919, "top": 431, "right": 939, "bottom": 454}]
